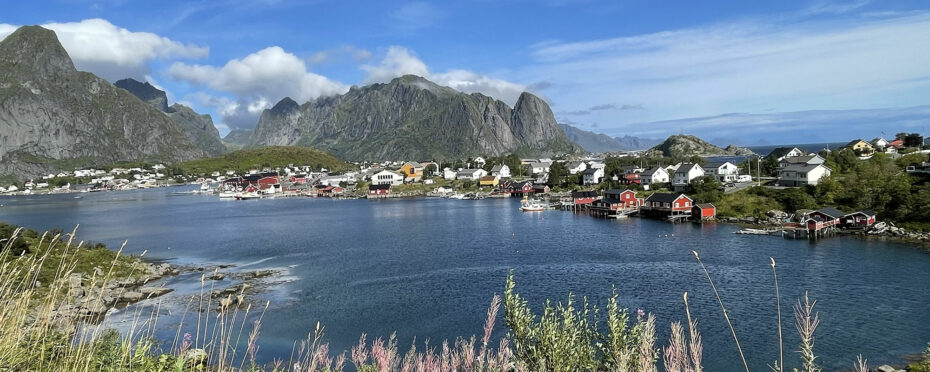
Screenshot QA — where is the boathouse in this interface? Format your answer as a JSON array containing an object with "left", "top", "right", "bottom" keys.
[
  {"left": 503, "top": 180, "right": 535, "bottom": 197},
  {"left": 692, "top": 203, "right": 716, "bottom": 221},
  {"left": 368, "top": 183, "right": 392, "bottom": 197},
  {"left": 641, "top": 193, "right": 693, "bottom": 221},
  {"left": 571, "top": 190, "right": 599, "bottom": 205},
  {"left": 804, "top": 207, "right": 846, "bottom": 229},
  {"left": 842, "top": 210, "right": 877, "bottom": 229}
]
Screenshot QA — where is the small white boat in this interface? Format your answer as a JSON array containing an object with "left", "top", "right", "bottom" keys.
[
  {"left": 235, "top": 192, "right": 262, "bottom": 200},
  {"left": 449, "top": 193, "right": 466, "bottom": 200},
  {"left": 218, "top": 191, "right": 238, "bottom": 199},
  {"left": 520, "top": 198, "right": 546, "bottom": 212}
]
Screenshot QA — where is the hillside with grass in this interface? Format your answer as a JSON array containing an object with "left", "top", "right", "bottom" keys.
[{"left": 175, "top": 146, "right": 356, "bottom": 175}]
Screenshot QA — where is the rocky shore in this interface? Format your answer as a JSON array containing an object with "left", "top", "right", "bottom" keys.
[
  {"left": 717, "top": 210, "right": 930, "bottom": 244},
  {"left": 41, "top": 260, "right": 285, "bottom": 333}
]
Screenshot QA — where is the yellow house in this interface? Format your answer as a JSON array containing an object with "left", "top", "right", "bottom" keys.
[
  {"left": 400, "top": 162, "right": 423, "bottom": 180},
  {"left": 479, "top": 175, "right": 499, "bottom": 187},
  {"left": 844, "top": 139, "right": 874, "bottom": 155}
]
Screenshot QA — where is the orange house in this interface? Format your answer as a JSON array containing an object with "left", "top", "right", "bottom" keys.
[{"left": 400, "top": 162, "right": 423, "bottom": 180}]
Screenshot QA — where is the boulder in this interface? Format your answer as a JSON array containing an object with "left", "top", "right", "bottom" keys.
[
  {"left": 119, "top": 291, "right": 144, "bottom": 302},
  {"left": 766, "top": 210, "right": 788, "bottom": 219},
  {"left": 139, "top": 287, "right": 173, "bottom": 297}
]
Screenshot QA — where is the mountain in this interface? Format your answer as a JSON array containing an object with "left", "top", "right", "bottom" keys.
[
  {"left": 250, "top": 75, "right": 579, "bottom": 160},
  {"left": 559, "top": 124, "right": 659, "bottom": 152},
  {"left": 0, "top": 26, "right": 206, "bottom": 181},
  {"left": 114, "top": 78, "right": 226, "bottom": 156},
  {"left": 644, "top": 134, "right": 755, "bottom": 158}
]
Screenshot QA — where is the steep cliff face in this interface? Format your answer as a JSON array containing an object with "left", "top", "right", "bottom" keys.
[
  {"left": 250, "top": 75, "right": 579, "bottom": 160},
  {"left": 114, "top": 78, "right": 226, "bottom": 156},
  {"left": 0, "top": 26, "right": 206, "bottom": 180}
]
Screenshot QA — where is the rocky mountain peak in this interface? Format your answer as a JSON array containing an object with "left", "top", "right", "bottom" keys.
[
  {"left": 270, "top": 97, "right": 299, "bottom": 114},
  {"left": 646, "top": 134, "right": 756, "bottom": 158},
  {"left": 114, "top": 78, "right": 170, "bottom": 112},
  {"left": 0, "top": 25, "right": 75, "bottom": 77}
]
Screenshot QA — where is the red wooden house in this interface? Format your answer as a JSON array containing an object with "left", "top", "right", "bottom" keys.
[
  {"left": 368, "top": 183, "right": 392, "bottom": 196},
  {"left": 503, "top": 180, "right": 535, "bottom": 197},
  {"left": 595, "top": 189, "right": 642, "bottom": 210},
  {"left": 842, "top": 210, "right": 876, "bottom": 228},
  {"left": 641, "top": 193, "right": 693, "bottom": 220},
  {"left": 804, "top": 208, "right": 845, "bottom": 230},
  {"left": 571, "top": 190, "right": 599, "bottom": 205},
  {"left": 316, "top": 185, "right": 344, "bottom": 197},
  {"left": 692, "top": 203, "right": 716, "bottom": 221}
]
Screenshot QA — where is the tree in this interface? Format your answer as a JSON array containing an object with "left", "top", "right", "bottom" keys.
[
  {"left": 547, "top": 162, "right": 567, "bottom": 188},
  {"left": 689, "top": 175, "right": 723, "bottom": 203},
  {"left": 904, "top": 133, "right": 924, "bottom": 148},
  {"left": 424, "top": 164, "right": 437, "bottom": 177}
]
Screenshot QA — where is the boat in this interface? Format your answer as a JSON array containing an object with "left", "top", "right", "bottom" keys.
[
  {"left": 520, "top": 198, "right": 546, "bottom": 212},
  {"left": 734, "top": 228, "right": 781, "bottom": 235},
  {"left": 449, "top": 193, "right": 466, "bottom": 200},
  {"left": 218, "top": 191, "right": 238, "bottom": 199},
  {"left": 235, "top": 192, "right": 263, "bottom": 200}
]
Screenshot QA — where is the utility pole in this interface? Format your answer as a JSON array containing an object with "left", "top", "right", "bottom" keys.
[{"left": 757, "top": 156, "right": 761, "bottom": 187}]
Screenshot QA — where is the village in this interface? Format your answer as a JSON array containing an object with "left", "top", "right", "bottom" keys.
[{"left": 3, "top": 134, "right": 930, "bottom": 242}]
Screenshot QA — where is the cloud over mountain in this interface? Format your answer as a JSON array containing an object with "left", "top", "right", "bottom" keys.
[{"left": 0, "top": 18, "right": 208, "bottom": 81}]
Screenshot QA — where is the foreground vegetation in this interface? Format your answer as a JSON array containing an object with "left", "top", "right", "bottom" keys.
[{"left": 2, "top": 225, "right": 928, "bottom": 371}]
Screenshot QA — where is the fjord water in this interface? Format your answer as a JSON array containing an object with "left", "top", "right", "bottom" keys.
[{"left": 1, "top": 188, "right": 929, "bottom": 370}]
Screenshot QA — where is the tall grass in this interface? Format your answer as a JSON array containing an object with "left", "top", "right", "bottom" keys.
[{"left": 0, "top": 228, "right": 917, "bottom": 371}]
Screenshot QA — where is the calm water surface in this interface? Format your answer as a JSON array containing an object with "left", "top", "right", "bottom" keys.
[{"left": 1, "top": 187, "right": 929, "bottom": 371}]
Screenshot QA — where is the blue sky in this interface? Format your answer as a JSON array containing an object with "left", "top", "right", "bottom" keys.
[{"left": 2, "top": 0, "right": 930, "bottom": 145}]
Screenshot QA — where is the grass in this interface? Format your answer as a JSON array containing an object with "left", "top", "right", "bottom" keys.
[
  {"left": 0, "top": 225, "right": 925, "bottom": 371},
  {"left": 714, "top": 192, "right": 782, "bottom": 218}
]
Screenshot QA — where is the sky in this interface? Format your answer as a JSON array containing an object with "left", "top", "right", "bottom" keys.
[{"left": 2, "top": 0, "right": 930, "bottom": 145}]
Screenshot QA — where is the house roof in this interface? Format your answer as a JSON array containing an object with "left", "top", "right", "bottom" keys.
[
  {"left": 676, "top": 163, "right": 702, "bottom": 174},
  {"left": 479, "top": 176, "right": 497, "bottom": 181},
  {"left": 780, "top": 163, "right": 826, "bottom": 174},
  {"left": 566, "top": 161, "right": 585, "bottom": 169},
  {"left": 641, "top": 167, "right": 666, "bottom": 176},
  {"left": 844, "top": 139, "right": 869, "bottom": 148},
  {"left": 694, "top": 203, "right": 715, "bottom": 209},
  {"left": 571, "top": 190, "right": 598, "bottom": 198},
  {"left": 403, "top": 161, "right": 422, "bottom": 168},
  {"left": 458, "top": 169, "right": 484, "bottom": 176},
  {"left": 645, "top": 193, "right": 690, "bottom": 203},
  {"left": 490, "top": 164, "right": 507, "bottom": 172},
  {"left": 704, "top": 161, "right": 734, "bottom": 169},
  {"left": 605, "top": 188, "right": 633, "bottom": 195},
  {"left": 369, "top": 183, "right": 391, "bottom": 190},
  {"left": 848, "top": 210, "right": 877, "bottom": 217},
  {"left": 782, "top": 154, "right": 823, "bottom": 165},
  {"left": 582, "top": 168, "right": 601, "bottom": 176},
  {"left": 767, "top": 147, "right": 802, "bottom": 158},
  {"left": 815, "top": 207, "right": 846, "bottom": 219}
]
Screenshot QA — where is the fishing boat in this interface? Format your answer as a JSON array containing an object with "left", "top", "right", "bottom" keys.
[
  {"left": 520, "top": 198, "right": 546, "bottom": 212},
  {"left": 734, "top": 228, "right": 781, "bottom": 235}
]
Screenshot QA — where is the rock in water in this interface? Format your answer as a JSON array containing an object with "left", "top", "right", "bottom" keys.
[
  {"left": 249, "top": 75, "right": 579, "bottom": 160},
  {"left": 0, "top": 26, "right": 206, "bottom": 181}
]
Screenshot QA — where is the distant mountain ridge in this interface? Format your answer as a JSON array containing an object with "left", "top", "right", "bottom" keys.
[
  {"left": 114, "top": 78, "right": 227, "bottom": 156},
  {"left": 249, "top": 75, "right": 580, "bottom": 161},
  {"left": 0, "top": 25, "right": 205, "bottom": 181},
  {"left": 645, "top": 134, "right": 755, "bottom": 158},
  {"left": 559, "top": 124, "right": 659, "bottom": 152}
]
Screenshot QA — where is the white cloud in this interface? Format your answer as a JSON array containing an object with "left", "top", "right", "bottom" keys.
[
  {"left": 0, "top": 18, "right": 208, "bottom": 81},
  {"left": 522, "top": 10, "right": 930, "bottom": 138},
  {"left": 185, "top": 92, "right": 270, "bottom": 132},
  {"left": 362, "top": 46, "right": 529, "bottom": 106},
  {"left": 170, "top": 46, "right": 348, "bottom": 103}
]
